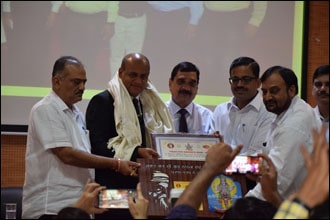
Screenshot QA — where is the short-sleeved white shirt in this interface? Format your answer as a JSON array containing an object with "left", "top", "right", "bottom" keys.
[{"left": 22, "top": 91, "right": 94, "bottom": 219}]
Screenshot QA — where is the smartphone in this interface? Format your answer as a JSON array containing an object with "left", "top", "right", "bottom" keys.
[
  {"left": 225, "top": 155, "right": 261, "bottom": 174},
  {"left": 98, "top": 189, "right": 136, "bottom": 209}
]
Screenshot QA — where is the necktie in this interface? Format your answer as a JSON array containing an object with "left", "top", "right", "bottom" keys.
[
  {"left": 178, "top": 109, "right": 188, "bottom": 133},
  {"left": 133, "top": 98, "right": 146, "bottom": 147}
]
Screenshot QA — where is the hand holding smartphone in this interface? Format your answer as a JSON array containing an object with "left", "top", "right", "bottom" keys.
[
  {"left": 225, "top": 155, "right": 261, "bottom": 174},
  {"left": 98, "top": 189, "right": 136, "bottom": 209}
]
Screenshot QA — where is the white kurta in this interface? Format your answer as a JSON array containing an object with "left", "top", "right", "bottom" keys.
[{"left": 245, "top": 96, "right": 322, "bottom": 200}]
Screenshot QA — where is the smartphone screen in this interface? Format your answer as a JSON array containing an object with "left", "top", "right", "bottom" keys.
[
  {"left": 98, "top": 189, "right": 136, "bottom": 209},
  {"left": 225, "top": 155, "right": 260, "bottom": 174}
]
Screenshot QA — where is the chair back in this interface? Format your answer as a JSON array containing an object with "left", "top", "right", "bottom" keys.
[{"left": 1, "top": 187, "right": 23, "bottom": 219}]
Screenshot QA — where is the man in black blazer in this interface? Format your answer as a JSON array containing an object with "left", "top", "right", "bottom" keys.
[{"left": 86, "top": 53, "right": 174, "bottom": 219}]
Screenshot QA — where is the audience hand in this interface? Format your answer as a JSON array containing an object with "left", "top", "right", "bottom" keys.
[
  {"left": 74, "top": 179, "right": 108, "bottom": 215},
  {"left": 295, "top": 125, "right": 329, "bottom": 209},
  {"left": 204, "top": 142, "right": 243, "bottom": 176},
  {"left": 258, "top": 153, "right": 282, "bottom": 207},
  {"left": 128, "top": 182, "right": 149, "bottom": 219}
]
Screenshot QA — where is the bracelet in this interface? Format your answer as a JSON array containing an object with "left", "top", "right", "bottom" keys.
[
  {"left": 292, "top": 197, "right": 312, "bottom": 213},
  {"left": 114, "top": 157, "right": 121, "bottom": 172}
]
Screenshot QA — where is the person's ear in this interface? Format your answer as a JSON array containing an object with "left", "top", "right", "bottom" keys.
[
  {"left": 288, "top": 85, "right": 296, "bottom": 98},
  {"left": 169, "top": 79, "right": 173, "bottom": 88},
  {"left": 118, "top": 67, "right": 124, "bottom": 78},
  {"left": 52, "top": 76, "right": 61, "bottom": 87},
  {"left": 256, "top": 78, "right": 261, "bottom": 88}
]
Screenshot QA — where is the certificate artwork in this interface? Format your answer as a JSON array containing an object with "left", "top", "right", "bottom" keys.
[{"left": 207, "top": 174, "right": 243, "bottom": 212}]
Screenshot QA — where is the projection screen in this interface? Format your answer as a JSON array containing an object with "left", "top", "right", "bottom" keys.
[{"left": 1, "top": 1, "right": 305, "bottom": 132}]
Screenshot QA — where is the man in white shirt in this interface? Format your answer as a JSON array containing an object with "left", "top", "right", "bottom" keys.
[
  {"left": 22, "top": 56, "right": 140, "bottom": 219},
  {"left": 212, "top": 57, "right": 275, "bottom": 155},
  {"left": 245, "top": 65, "right": 322, "bottom": 201},
  {"left": 167, "top": 61, "right": 213, "bottom": 134},
  {"left": 311, "top": 64, "right": 329, "bottom": 141}
]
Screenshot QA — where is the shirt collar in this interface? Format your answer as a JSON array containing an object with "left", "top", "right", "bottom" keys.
[
  {"left": 228, "top": 90, "right": 263, "bottom": 111},
  {"left": 170, "top": 99, "right": 194, "bottom": 115}
]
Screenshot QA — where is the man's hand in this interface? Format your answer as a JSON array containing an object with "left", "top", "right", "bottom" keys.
[
  {"left": 138, "top": 148, "right": 160, "bottom": 159},
  {"left": 119, "top": 160, "right": 141, "bottom": 177}
]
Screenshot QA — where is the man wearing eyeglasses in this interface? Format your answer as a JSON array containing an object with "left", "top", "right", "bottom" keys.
[
  {"left": 212, "top": 57, "right": 275, "bottom": 158},
  {"left": 312, "top": 64, "right": 329, "bottom": 141},
  {"left": 211, "top": 56, "right": 275, "bottom": 191}
]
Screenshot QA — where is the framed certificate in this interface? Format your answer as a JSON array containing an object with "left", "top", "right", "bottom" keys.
[{"left": 150, "top": 133, "right": 221, "bottom": 161}]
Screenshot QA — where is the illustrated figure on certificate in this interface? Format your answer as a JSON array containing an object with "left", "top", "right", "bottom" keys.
[
  {"left": 217, "top": 175, "right": 235, "bottom": 209},
  {"left": 207, "top": 174, "right": 242, "bottom": 211}
]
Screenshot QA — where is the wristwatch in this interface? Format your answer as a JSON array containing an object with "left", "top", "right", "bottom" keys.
[{"left": 292, "top": 197, "right": 312, "bottom": 213}]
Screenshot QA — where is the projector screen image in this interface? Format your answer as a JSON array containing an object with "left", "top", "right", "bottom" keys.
[{"left": 1, "top": 1, "right": 305, "bottom": 129}]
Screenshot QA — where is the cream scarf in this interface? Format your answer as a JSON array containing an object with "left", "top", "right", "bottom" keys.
[{"left": 107, "top": 73, "right": 174, "bottom": 160}]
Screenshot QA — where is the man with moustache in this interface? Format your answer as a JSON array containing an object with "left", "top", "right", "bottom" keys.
[
  {"left": 245, "top": 65, "right": 322, "bottom": 201},
  {"left": 166, "top": 61, "right": 213, "bottom": 134},
  {"left": 22, "top": 56, "right": 140, "bottom": 219},
  {"left": 311, "top": 64, "right": 329, "bottom": 141}
]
